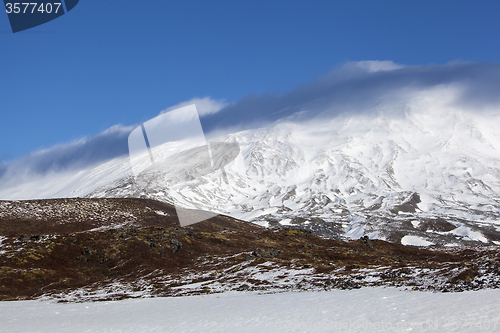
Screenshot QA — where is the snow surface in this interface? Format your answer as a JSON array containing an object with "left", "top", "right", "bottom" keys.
[
  {"left": 1, "top": 288, "right": 499, "bottom": 332},
  {"left": 450, "top": 226, "right": 488, "bottom": 243},
  {"left": 401, "top": 235, "right": 434, "bottom": 247},
  {"left": 0, "top": 236, "right": 6, "bottom": 255}
]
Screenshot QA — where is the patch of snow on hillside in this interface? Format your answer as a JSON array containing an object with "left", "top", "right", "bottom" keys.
[
  {"left": 401, "top": 235, "right": 434, "bottom": 246},
  {"left": 343, "top": 221, "right": 365, "bottom": 239},
  {"left": 279, "top": 218, "right": 292, "bottom": 226},
  {"left": 451, "top": 226, "right": 488, "bottom": 243},
  {"left": 0, "top": 236, "right": 6, "bottom": 255}
]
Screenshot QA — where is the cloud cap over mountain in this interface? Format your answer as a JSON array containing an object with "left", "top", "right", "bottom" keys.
[
  {"left": 201, "top": 61, "right": 500, "bottom": 134},
  {"left": 1, "top": 60, "right": 500, "bottom": 192}
]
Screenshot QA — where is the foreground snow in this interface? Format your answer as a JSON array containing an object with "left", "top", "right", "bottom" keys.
[{"left": 1, "top": 288, "right": 499, "bottom": 333}]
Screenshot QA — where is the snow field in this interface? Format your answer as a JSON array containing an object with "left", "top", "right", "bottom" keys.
[{"left": 1, "top": 288, "right": 499, "bottom": 333}]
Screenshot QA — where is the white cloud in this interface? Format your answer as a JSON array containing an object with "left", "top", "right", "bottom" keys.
[
  {"left": 0, "top": 124, "right": 134, "bottom": 186},
  {"left": 200, "top": 61, "right": 500, "bottom": 135},
  {"left": 349, "top": 60, "right": 404, "bottom": 72},
  {"left": 160, "top": 97, "right": 227, "bottom": 116}
]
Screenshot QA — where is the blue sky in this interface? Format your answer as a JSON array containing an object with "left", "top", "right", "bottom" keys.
[{"left": 1, "top": 0, "right": 500, "bottom": 164}]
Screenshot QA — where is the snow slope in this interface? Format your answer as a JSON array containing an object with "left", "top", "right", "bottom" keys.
[
  {"left": 88, "top": 87, "right": 500, "bottom": 245},
  {"left": 1, "top": 288, "right": 499, "bottom": 333},
  {"left": 2, "top": 85, "right": 500, "bottom": 245}
]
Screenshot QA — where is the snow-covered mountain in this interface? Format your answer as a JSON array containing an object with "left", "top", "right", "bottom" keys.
[{"left": 3, "top": 86, "right": 500, "bottom": 246}]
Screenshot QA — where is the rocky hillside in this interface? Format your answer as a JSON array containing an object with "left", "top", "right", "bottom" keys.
[{"left": 1, "top": 198, "right": 500, "bottom": 302}]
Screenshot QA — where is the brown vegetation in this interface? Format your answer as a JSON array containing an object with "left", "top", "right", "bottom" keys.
[{"left": 0, "top": 198, "right": 499, "bottom": 301}]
